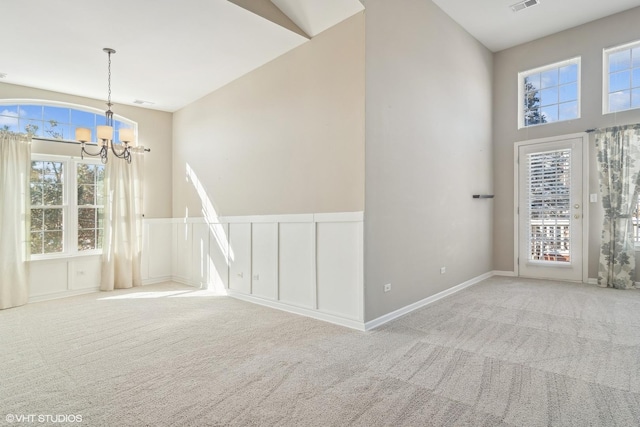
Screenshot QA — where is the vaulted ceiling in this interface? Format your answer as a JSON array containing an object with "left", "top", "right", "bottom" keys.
[
  {"left": 0, "top": 0, "right": 363, "bottom": 112},
  {"left": 1, "top": 0, "right": 638, "bottom": 112},
  {"left": 432, "top": 0, "right": 640, "bottom": 52}
]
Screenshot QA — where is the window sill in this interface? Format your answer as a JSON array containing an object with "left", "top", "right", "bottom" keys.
[{"left": 30, "top": 251, "right": 102, "bottom": 262}]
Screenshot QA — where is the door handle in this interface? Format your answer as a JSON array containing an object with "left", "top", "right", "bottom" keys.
[
  {"left": 574, "top": 204, "right": 580, "bottom": 209},
  {"left": 574, "top": 214, "right": 581, "bottom": 219}
]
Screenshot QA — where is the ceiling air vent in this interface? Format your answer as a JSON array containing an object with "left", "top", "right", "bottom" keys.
[
  {"left": 133, "top": 99, "right": 155, "bottom": 106},
  {"left": 511, "top": 0, "right": 540, "bottom": 12}
]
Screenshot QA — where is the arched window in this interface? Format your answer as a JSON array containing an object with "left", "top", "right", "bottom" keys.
[
  {"left": 0, "top": 100, "right": 138, "bottom": 258},
  {"left": 0, "top": 100, "right": 136, "bottom": 143}
]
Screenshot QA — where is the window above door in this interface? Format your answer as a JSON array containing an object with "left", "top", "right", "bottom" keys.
[
  {"left": 518, "top": 57, "right": 581, "bottom": 129},
  {"left": 603, "top": 40, "right": 640, "bottom": 114}
]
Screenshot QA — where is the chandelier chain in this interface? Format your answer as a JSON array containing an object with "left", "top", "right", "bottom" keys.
[{"left": 107, "top": 51, "right": 112, "bottom": 107}]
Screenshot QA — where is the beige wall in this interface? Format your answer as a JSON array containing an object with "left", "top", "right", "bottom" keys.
[
  {"left": 0, "top": 82, "right": 173, "bottom": 218},
  {"left": 172, "top": 13, "right": 365, "bottom": 218},
  {"left": 363, "top": 0, "right": 494, "bottom": 321},
  {"left": 492, "top": 7, "right": 640, "bottom": 278}
]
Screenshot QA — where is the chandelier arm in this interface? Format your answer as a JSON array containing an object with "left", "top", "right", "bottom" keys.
[
  {"left": 81, "top": 143, "right": 106, "bottom": 157},
  {"left": 110, "top": 143, "right": 130, "bottom": 159}
]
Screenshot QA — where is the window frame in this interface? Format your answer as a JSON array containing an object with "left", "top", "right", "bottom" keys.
[
  {"left": 0, "top": 99, "right": 136, "bottom": 144},
  {"left": 30, "top": 154, "right": 68, "bottom": 258},
  {"left": 30, "top": 154, "right": 106, "bottom": 261},
  {"left": 76, "top": 162, "right": 105, "bottom": 253},
  {"left": 602, "top": 39, "right": 640, "bottom": 114},
  {"left": 517, "top": 57, "right": 582, "bottom": 129}
]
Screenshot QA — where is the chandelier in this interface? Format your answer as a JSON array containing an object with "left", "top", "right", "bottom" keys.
[{"left": 75, "top": 48, "right": 134, "bottom": 163}]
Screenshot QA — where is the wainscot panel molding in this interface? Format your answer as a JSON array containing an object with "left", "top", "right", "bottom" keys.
[
  {"left": 143, "top": 220, "right": 173, "bottom": 283},
  {"left": 27, "top": 213, "right": 495, "bottom": 332},
  {"left": 170, "top": 212, "right": 365, "bottom": 328},
  {"left": 29, "top": 255, "right": 102, "bottom": 302},
  {"left": 28, "top": 219, "right": 173, "bottom": 302}
]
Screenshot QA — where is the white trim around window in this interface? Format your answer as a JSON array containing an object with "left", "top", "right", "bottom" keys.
[
  {"left": 518, "top": 57, "right": 581, "bottom": 129},
  {"left": 30, "top": 154, "right": 105, "bottom": 261},
  {"left": 602, "top": 39, "right": 640, "bottom": 114},
  {"left": 0, "top": 99, "right": 136, "bottom": 143}
]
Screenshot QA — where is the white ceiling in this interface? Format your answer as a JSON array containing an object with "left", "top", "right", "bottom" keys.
[
  {"left": 0, "top": 0, "right": 363, "bottom": 112},
  {"left": 273, "top": 0, "right": 366, "bottom": 37},
  {"left": 432, "top": 0, "right": 640, "bottom": 52},
  {"left": 2, "top": 0, "right": 638, "bottom": 113}
]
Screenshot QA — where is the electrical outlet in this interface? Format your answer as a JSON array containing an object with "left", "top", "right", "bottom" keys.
[
  {"left": 384, "top": 283, "right": 391, "bottom": 293},
  {"left": 440, "top": 267, "right": 446, "bottom": 274}
]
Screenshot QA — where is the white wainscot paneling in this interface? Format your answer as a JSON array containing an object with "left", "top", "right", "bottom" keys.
[
  {"left": 229, "top": 223, "right": 251, "bottom": 294},
  {"left": 28, "top": 218, "right": 177, "bottom": 302},
  {"left": 316, "top": 222, "right": 363, "bottom": 320},
  {"left": 71, "top": 256, "right": 101, "bottom": 290},
  {"left": 251, "top": 223, "right": 278, "bottom": 300},
  {"left": 191, "top": 221, "right": 210, "bottom": 287},
  {"left": 173, "top": 222, "right": 192, "bottom": 282},
  {"left": 279, "top": 222, "right": 315, "bottom": 308},
  {"left": 29, "top": 260, "right": 69, "bottom": 297},
  {"left": 145, "top": 221, "right": 172, "bottom": 281},
  {"left": 208, "top": 222, "right": 230, "bottom": 293}
]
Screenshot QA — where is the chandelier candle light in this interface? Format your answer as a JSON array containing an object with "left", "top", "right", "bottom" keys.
[{"left": 76, "top": 48, "right": 135, "bottom": 163}]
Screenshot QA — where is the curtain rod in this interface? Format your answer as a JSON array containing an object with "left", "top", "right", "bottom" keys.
[{"left": 32, "top": 136, "right": 151, "bottom": 152}]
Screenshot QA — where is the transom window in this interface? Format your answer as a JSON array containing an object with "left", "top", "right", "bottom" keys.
[
  {"left": 603, "top": 40, "right": 640, "bottom": 113},
  {"left": 0, "top": 101, "right": 135, "bottom": 143},
  {"left": 518, "top": 57, "right": 581, "bottom": 128}
]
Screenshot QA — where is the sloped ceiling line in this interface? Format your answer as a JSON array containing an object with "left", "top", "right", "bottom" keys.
[{"left": 227, "top": 0, "right": 310, "bottom": 39}]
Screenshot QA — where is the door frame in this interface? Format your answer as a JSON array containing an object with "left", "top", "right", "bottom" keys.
[{"left": 513, "top": 132, "right": 589, "bottom": 282}]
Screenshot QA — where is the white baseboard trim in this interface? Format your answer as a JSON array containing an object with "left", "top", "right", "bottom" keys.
[
  {"left": 492, "top": 270, "right": 517, "bottom": 277},
  {"left": 227, "top": 290, "right": 366, "bottom": 331},
  {"left": 29, "top": 277, "right": 189, "bottom": 303},
  {"left": 364, "top": 271, "right": 494, "bottom": 331},
  {"left": 29, "top": 287, "right": 100, "bottom": 303},
  {"left": 170, "top": 277, "right": 202, "bottom": 288},
  {"left": 142, "top": 276, "right": 174, "bottom": 286}
]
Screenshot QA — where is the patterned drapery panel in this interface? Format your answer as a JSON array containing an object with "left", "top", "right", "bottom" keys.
[{"left": 596, "top": 124, "right": 640, "bottom": 289}]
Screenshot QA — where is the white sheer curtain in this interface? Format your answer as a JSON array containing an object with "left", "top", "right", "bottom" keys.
[
  {"left": 0, "top": 131, "right": 31, "bottom": 309},
  {"left": 101, "top": 152, "right": 144, "bottom": 291}
]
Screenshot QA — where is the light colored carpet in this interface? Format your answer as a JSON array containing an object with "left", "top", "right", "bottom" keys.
[{"left": 1, "top": 276, "right": 640, "bottom": 426}]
